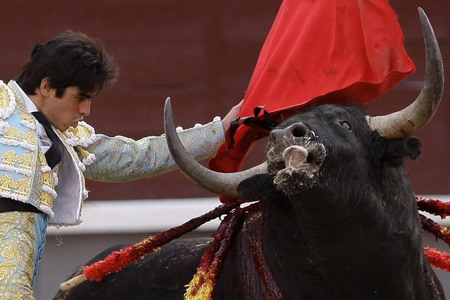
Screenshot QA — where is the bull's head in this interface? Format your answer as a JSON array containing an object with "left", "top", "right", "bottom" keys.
[{"left": 164, "top": 8, "right": 443, "bottom": 198}]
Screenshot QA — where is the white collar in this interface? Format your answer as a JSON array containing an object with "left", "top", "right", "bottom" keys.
[{"left": 10, "top": 80, "right": 39, "bottom": 113}]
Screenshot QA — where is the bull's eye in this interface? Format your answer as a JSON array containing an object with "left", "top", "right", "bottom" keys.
[{"left": 339, "top": 121, "right": 351, "bottom": 131}]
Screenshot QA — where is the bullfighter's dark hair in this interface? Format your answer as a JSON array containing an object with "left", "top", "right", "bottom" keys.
[{"left": 15, "top": 30, "right": 119, "bottom": 97}]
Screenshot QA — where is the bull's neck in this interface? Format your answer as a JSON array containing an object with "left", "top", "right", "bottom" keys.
[
  {"left": 259, "top": 177, "right": 435, "bottom": 299},
  {"left": 258, "top": 195, "right": 312, "bottom": 298}
]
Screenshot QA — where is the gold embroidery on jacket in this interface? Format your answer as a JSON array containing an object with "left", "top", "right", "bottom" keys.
[
  {"left": 0, "top": 88, "right": 10, "bottom": 110},
  {"left": 38, "top": 151, "right": 46, "bottom": 166},
  {"left": 18, "top": 152, "right": 33, "bottom": 171},
  {"left": 0, "top": 175, "right": 13, "bottom": 194},
  {"left": 19, "top": 112, "right": 35, "bottom": 124},
  {"left": 0, "top": 175, "right": 32, "bottom": 201},
  {"left": 0, "top": 151, "right": 33, "bottom": 176},
  {"left": 67, "top": 125, "right": 92, "bottom": 139},
  {"left": 42, "top": 171, "right": 53, "bottom": 187},
  {"left": 40, "top": 190, "right": 53, "bottom": 207},
  {"left": 3, "top": 127, "right": 20, "bottom": 140},
  {"left": 0, "top": 81, "right": 59, "bottom": 219},
  {"left": 15, "top": 178, "right": 29, "bottom": 197},
  {"left": 22, "top": 131, "right": 36, "bottom": 146},
  {"left": 2, "top": 151, "right": 18, "bottom": 166},
  {"left": 0, "top": 211, "right": 36, "bottom": 298}
]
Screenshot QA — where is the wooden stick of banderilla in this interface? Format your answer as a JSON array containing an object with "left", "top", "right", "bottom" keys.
[
  {"left": 60, "top": 274, "right": 88, "bottom": 291},
  {"left": 59, "top": 202, "right": 241, "bottom": 291}
]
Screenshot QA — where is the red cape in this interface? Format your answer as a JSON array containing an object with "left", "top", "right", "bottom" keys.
[{"left": 210, "top": 0, "right": 415, "bottom": 202}]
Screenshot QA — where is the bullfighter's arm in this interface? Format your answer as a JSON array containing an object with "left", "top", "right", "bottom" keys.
[{"left": 82, "top": 118, "right": 224, "bottom": 182}]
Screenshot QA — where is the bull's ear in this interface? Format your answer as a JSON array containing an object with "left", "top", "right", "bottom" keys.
[
  {"left": 382, "top": 137, "right": 422, "bottom": 166},
  {"left": 237, "top": 174, "right": 276, "bottom": 200}
]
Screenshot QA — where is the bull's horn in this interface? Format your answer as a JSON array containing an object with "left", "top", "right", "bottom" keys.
[
  {"left": 164, "top": 97, "right": 267, "bottom": 198},
  {"left": 366, "top": 8, "right": 444, "bottom": 138}
]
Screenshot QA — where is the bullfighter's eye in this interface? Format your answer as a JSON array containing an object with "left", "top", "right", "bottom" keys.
[{"left": 339, "top": 121, "right": 351, "bottom": 131}]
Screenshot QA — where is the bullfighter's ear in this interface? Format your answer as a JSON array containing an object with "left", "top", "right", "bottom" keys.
[
  {"left": 382, "top": 137, "right": 422, "bottom": 166},
  {"left": 237, "top": 174, "right": 277, "bottom": 200}
]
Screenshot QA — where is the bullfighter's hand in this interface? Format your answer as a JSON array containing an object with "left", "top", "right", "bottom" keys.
[{"left": 222, "top": 100, "right": 243, "bottom": 133}]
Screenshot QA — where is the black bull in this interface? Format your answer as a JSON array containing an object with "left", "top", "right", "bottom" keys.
[
  {"left": 54, "top": 105, "right": 446, "bottom": 300},
  {"left": 55, "top": 8, "right": 446, "bottom": 300}
]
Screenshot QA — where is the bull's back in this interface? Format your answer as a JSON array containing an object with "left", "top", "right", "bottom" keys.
[{"left": 54, "top": 238, "right": 210, "bottom": 300}]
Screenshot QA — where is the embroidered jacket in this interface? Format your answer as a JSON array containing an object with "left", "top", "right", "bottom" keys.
[{"left": 0, "top": 80, "right": 225, "bottom": 226}]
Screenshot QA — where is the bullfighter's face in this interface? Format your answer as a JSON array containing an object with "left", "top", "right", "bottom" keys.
[
  {"left": 32, "top": 78, "right": 94, "bottom": 131},
  {"left": 42, "top": 86, "right": 93, "bottom": 131}
]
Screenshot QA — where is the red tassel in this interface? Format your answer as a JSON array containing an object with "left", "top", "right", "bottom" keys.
[
  {"left": 425, "top": 247, "right": 450, "bottom": 273},
  {"left": 417, "top": 197, "right": 450, "bottom": 218},
  {"left": 186, "top": 206, "right": 248, "bottom": 299},
  {"left": 83, "top": 202, "right": 239, "bottom": 281},
  {"left": 419, "top": 214, "right": 450, "bottom": 247}
]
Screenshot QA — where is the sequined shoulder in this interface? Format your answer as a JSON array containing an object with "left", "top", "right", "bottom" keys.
[
  {"left": 0, "top": 81, "right": 16, "bottom": 119},
  {"left": 63, "top": 121, "right": 97, "bottom": 147}
]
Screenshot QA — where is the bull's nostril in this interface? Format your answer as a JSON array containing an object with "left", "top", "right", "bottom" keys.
[
  {"left": 292, "top": 123, "right": 310, "bottom": 138},
  {"left": 293, "top": 128, "right": 306, "bottom": 137}
]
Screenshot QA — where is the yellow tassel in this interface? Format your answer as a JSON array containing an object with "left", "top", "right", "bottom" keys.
[{"left": 184, "top": 269, "right": 214, "bottom": 300}]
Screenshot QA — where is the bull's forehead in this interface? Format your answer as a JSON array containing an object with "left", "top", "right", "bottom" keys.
[{"left": 277, "top": 105, "right": 367, "bottom": 129}]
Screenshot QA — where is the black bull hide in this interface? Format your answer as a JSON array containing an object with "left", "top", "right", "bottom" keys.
[{"left": 55, "top": 105, "right": 446, "bottom": 300}]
